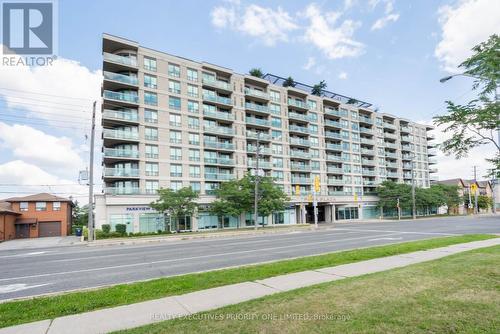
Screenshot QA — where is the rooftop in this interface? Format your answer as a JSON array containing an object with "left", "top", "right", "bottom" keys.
[{"left": 3, "top": 193, "right": 74, "bottom": 203}]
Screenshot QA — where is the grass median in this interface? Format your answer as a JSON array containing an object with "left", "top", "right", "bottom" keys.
[
  {"left": 0, "top": 234, "right": 496, "bottom": 328},
  {"left": 119, "top": 244, "right": 500, "bottom": 334}
]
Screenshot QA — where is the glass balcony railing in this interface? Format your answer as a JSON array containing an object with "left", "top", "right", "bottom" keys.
[
  {"left": 204, "top": 157, "right": 234, "bottom": 165},
  {"left": 245, "top": 88, "right": 269, "bottom": 99},
  {"left": 103, "top": 90, "right": 139, "bottom": 104},
  {"left": 326, "top": 155, "right": 343, "bottom": 162},
  {"left": 105, "top": 187, "right": 141, "bottom": 195},
  {"left": 324, "top": 119, "right": 341, "bottom": 128},
  {"left": 290, "top": 151, "right": 310, "bottom": 159},
  {"left": 204, "top": 141, "right": 234, "bottom": 150},
  {"left": 362, "top": 170, "right": 376, "bottom": 176},
  {"left": 359, "top": 116, "right": 373, "bottom": 124},
  {"left": 247, "top": 146, "right": 271, "bottom": 155},
  {"left": 246, "top": 131, "right": 271, "bottom": 141},
  {"left": 328, "top": 191, "right": 352, "bottom": 196},
  {"left": 289, "top": 138, "right": 310, "bottom": 146},
  {"left": 387, "top": 172, "right": 400, "bottom": 178},
  {"left": 289, "top": 125, "right": 309, "bottom": 134},
  {"left": 103, "top": 71, "right": 138, "bottom": 85},
  {"left": 248, "top": 161, "right": 272, "bottom": 169},
  {"left": 204, "top": 173, "right": 235, "bottom": 181},
  {"left": 203, "top": 94, "right": 232, "bottom": 105},
  {"left": 291, "top": 177, "right": 311, "bottom": 184},
  {"left": 360, "top": 138, "right": 374, "bottom": 145},
  {"left": 362, "top": 159, "right": 376, "bottom": 165},
  {"left": 290, "top": 164, "right": 311, "bottom": 171},
  {"left": 103, "top": 52, "right": 137, "bottom": 67},
  {"left": 203, "top": 110, "right": 234, "bottom": 121},
  {"left": 325, "top": 143, "right": 342, "bottom": 150},
  {"left": 361, "top": 148, "right": 375, "bottom": 155},
  {"left": 288, "top": 112, "right": 311, "bottom": 122},
  {"left": 400, "top": 126, "right": 411, "bottom": 132},
  {"left": 203, "top": 125, "right": 234, "bottom": 135},
  {"left": 245, "top": 102, "right": 268, "bottom": 113},
  {"left": 246, "top": 117, "right": 270, "bottom": 126},
  {"left": 384, "top": 132, "right": 397, "bottom": 139},
  {"left": 103, "top": 129, "right": 139, "bottom": 141},
  {"left": 288, "top": 99, "right": 308, "bottom": 109},
  {"left": 359, "top": 127, "right": 372, "bottom": 134},
  {"left": 103, "top": 148, "right": 139, "bottom": 159},
  {"left": 327, "top": 167, "right": 343, "bottom": 174},
  {"left": 325, "top": 132, "right": 342, "bottom": 139},
  {"left": 324, "top": 107, "right": 341, "bottom": 117},
  {"left": 202, "top": 78, "right": 232, "bottom": 91},
  {"left": 104, "top": 168, "right": 140, "bottom": 177},
  {"left": 327, "top": 179, "right": 344, "bottom": 185},
  {"left": 102, "top": 109, "right": 138, "bottom": 122}
]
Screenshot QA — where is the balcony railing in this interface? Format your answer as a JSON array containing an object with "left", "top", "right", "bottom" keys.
[
  {"left": 203, "top": 94, "right": 232, "bottom": 105},
  {"left": 326, "top": 155, "right": 343, "bottom": 162},
  {"left": 103, "top": 148, "right": 139, "bottom": 159},
  {"left": 291, "top": 177, "right": 311, "bottom": 184},
  {"left": 328, "top": 191, "right": 352, "bottom": 196},
  {"left": 324, "top": 107, "right": 341, "bottom": 117},
  {"left": 327, "top": 179, "right": 344, "bottom": 185},
  {"left": 289, "top": 137, "right": 310, "bottom": 146},
  {"left": 359, "top": 116, "right": 373, "bottom": 124},
  {"left": 290, "top": 151, "right": 310, "bottom": 159},
  {"left": 203, "top": 110, "right": 234, "bottom": 121},
  {"left": 361, "top": 148, "right": 375, "bottom": 155},
  {"left": 104, "top": 168, "right": 140, "bottom": 177},
  {"left": 103, "top": 52, "right": 137, "bottom": 67},
  {"left": 248, "top": 161, "right": 272, "bottom": 169},
  {"left": 202, "top": 78, "right": 232, "bottom": 91},
  {"left": 105, "top": 187, "right": 141, "bottom": 195},
  {"left": 204, "top": 173, "right": 235, "bottom": 181},
  {"left": 400, "top": 126, "right": 411, "bottom": 132},
  {"left": 247, "top": 146, "right": 271, "bottom": 155},
  {"left": 246, "top": 131, "right": 271, "bottom": 141},
  {"left": 246, "top": 117, "right": 270, "bottom": 127},
  {"left": 383, "top": 122, "right": 396, "bottom": 129},
  {"left": 288, "top": 112, "right": 311, "bottom": 122},
  {"left": 362, "top": 170, "right": 376, "bottom": 176},
  {"left": 103, "top": 129, "right": 139, "bottom": 140},
  {"left": 361, "top": 159, "right": 376, "bottom": 165},
  {"left": 103, "top": 90, "right": 139, "bottom": 104},
  {"left": 288, "top": 99, "right": 308, "bottom": 109},
  {"left": 103, "top": 71, "right": 138, "bottom": 86},
  {"left": 325, "top": 131, "right": 342, "bottom": 140},
  {"left": 204, "top": 157, "right": 234, "bottom": 165},
  {"left": 326, "top": 143, "right": 342, "bottom": 150},
  {"left": 289, "top": 125, "right": 310, "bottom": 134},
  {"left": 360, "top": 138, "right": 374, "bottom": 145},
  {"left": 327, "top": 166, "right": 343, "bottom": 173},
  {"left": 359, "top": 127, "right": 372, "bottom": 134},
  {"left": 204, "top": 141, "right": 235, "bottom": 150},
  {"left": 102, "top": 109, "right": 138, "bottom": 122},
  {"left": 245, "top": 102, "right": 268, "bottom": 113},
  {"left": 245, "top": 88, "right": 269, "bottom": 99},
  {"left": 203, "top": 125, "right": 234, "bottom": 135},
  {"left": 324, "top": 119, "right": 341, "bottom": 128},
  {"left": 386, "top": 162, "right": 398, "bottom": 168},
  {"left": 290, "top": 164, "right": 311, "bottom": 171}
]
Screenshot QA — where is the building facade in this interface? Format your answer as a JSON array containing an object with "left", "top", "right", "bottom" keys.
[
  {"left": 0, "top": 193, "right": 73, "bottom": 241},
  {"left": 95, "top": 34, "right": 437, "bottom": 233}
]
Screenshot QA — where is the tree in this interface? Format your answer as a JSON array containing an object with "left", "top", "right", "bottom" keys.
[
  {"left": 346, "top": 98, "right": 358, "bottom": 105},
  {"left": 282, "top": 76, "right": 296, "bottom": 87},
  {"left": 249, "top": 68, "right": 263, "bottom": 78},
  {"left": 210, "top": 174, "right": 289, "bottom": 227},
  {"left": 433, "top": 34, "right": 500, "bottom": 178},
  {"left": 376, "top": 181, "right": 412, "bottom": 212},
  {"left": 72, "top": 202, "right": 88, "bottom": 226},
  {"left": 432, "top": 184, "right": 462, "bottom": 214},
  {"left": 477, "top": 195, "right": 493, "bottom": 210},
  {"left": 150, "top": 187, "right": 199, "bottom": 231},
  {"left": 311, "top": 80, "right": 327, "bottom": 96}
]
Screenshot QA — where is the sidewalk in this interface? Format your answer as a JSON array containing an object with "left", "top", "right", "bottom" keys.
[{"left": 2, "top": 237, "right": 498, "bottom": 334}]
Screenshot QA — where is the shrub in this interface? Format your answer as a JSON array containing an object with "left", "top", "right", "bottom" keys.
[
  {"left": 102, "top": 224, "right": 111, "bottom": 233},
  {"left": 82, "top": 226, "right": 88, "bottom": 240},
  {"left": 95, "top": 229, "right": 107, "bottom": 239},
  {"left": 115, "top": 224, "right": 127, "bottom": 236}
]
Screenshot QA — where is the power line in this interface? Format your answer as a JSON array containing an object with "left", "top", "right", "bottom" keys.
[
  {"left": 0, "top": 117, "right": 90, "bottom": 131},
  {"left": 0, "top": 87, "right": 95, "bottom": 101},
  {"left": 0, "top": 99, "right": 90, "bottom": 113},
  {"left": 0, "top": 106, "right": 90, "bottom": 120},
  {"left": 2, "top": 94, "right": 93, "bottom": 108},
  {"left": 0, "top": 113, "right": 91, "bottom": 125}
]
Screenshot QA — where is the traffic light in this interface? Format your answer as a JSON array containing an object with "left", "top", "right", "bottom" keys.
[{"left": 314, "top": 175, "right": 320, "bottom": 193}]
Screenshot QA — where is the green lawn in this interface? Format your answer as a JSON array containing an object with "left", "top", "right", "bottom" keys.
[
  {"left": 0, "top": 234, "right": 495, "bottom": 329},
  {"left": 119, "top": 245, "right": 500, "bottom": 334}
]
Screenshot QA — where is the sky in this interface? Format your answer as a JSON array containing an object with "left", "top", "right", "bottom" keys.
[{"left": 0, "top": 0, "right": 499, "bottom": 202}]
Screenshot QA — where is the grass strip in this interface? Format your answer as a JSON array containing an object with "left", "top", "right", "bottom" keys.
[{"left": 0, "top": 233, "right": 495, "bottom": 328}]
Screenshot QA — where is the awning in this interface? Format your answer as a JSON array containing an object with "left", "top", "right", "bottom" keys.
[{"left": 14, "top": 218, "right": 37, "bottom": 225}]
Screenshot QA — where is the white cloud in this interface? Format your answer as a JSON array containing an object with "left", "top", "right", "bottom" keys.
[
  {"left": 435, "top": 0, "right": 500, "bottom": 73},
  {"left": 302, "top": 57, "right": 316, "bottom": 70},
  {"left": 343, "top": 0, "right": 357, "bottom": 10},
  {"left": 338, "top": 71, "right": 348, "bottom": 79},
  {"left": 302, "top": 3, "right": 364, "bottom": 59},
  {"left": 370, "top": 0, "right": 400, "bottom": 31},
  {"left": 211, "top": 2, "right": 298, "bottom": 46}
]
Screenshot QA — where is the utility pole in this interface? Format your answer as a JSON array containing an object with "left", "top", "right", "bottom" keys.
[
  {"left": 411, "top": 154, "right": 416, "bottom": 219},
  {"left": 87, "top": 101, "right": 96, "bottom": 242},
  {"left": 397, "top": 197, "right": 401, "bottom": 220},
  {"left": 473, "top": 166, "right": 479, "bottom": 214},
  {"left": 253, "top": 132, "right": 260, "bottom": 230}
]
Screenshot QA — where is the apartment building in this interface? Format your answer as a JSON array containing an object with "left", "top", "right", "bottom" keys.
[{"left": 95, "top": 34, "right": 437, "bottom": 233}]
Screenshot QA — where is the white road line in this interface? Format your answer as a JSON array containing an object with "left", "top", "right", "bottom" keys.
[
  {"left": 0, "top": 283, "right": 50, "bottom": 294},
  {"left": 0, "top": 232, "right": 405, "bottom": 282},
  {"left": 369, "top": 237, "right": 403, "bottom": 241},
  {"left": 0, "top": 251, "right": 49, "bottom": 259},
  {"left": 334, "top": 228, "right": 458, "bottom": 236}
]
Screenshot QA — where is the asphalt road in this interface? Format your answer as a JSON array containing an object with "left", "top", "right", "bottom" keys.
[{"left": 0, "top": 215, "right": 498, "bottom": 301}]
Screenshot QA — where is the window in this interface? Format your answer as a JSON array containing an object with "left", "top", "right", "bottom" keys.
[
  {"left": 270, "top": 90, "right": 280, "bottom": 102},
  {"left": 272, "top": 144, "right": 283, "bottom": 155},
  {"left": 272, "top": 170, "right": 284, "bottom": 180},
  {"left": 188, "top": 116, "right": 199, "bottom": 129},
  {"left": 169, "top": 113, "right": 181, "bottom": 127},
  {"left": 144, "top": 91, "right": 157, "bottom": 106},
  {"left": 271, "top": 117, "right": 282, "bottom": 128},
  {"left": 189, "top": 165, "right": 200, "bottom": 178},
  {"left": 144, "top": 74, "right": 157, "bottom": 89},
  {"left": 169, "top": 96, "right": 181, "bottom": 110},
  {"left": 168, "top": 63, "right": 180, "bottom": 77},
  {"left": 145, "top": 127, "right": 158, "bottom": 141},
  {"left": 310, "top": 136, "right": 319, "bottom": 147},
  {"left": 310, "top": 149, "right": 319, "bottom": 158},
  {"left": 311, "top": 161, "right": 320, "bottom": 170},
  {"left": 187, "top": 84, "right": 198, "bottom": 98},
  {"left": 187, "top": 68, "right": 198, "bottom": 82},
  {"left": 145, "top": 162, "right": 159, "bottom": 176},
  {"left": 190, "top": 182, "right": 201, "bottom": 193},
  {"left": 171, "top": 181, "right": 183, "bottom": 191},
  {"left": 52, "top": 201, "right": 61, "bottom": 211},
  {"left": 169, "top": 80, "right": 181, "bottom": 94},
  {"left": 170, "top": 147, "right": 182, "bottom": 161},
  {"left": 188, "top": 133, "right": 199, "bottom": 145},
  {"left": 351, "top": 122, "right": 359, "bottom": 131},
  {"left": 272, "top": 130, "right": 282, "bottom": 140},
  {"left": 269, "top": 103, "right": 281, "bottom": 115},
  {"left": 309, "top": 124, "right": 318, "bottom": 133},
  {"left": 145, "top": 145, "right": 158, "bottom": 159},
  {"left": 272, "top": 157, "right": 283, "bottom": 168},
  {"left": 309, "top": 112, "right": 318, "bottom": 122},
  {"left": 187, "top": 100, "right": 199, "bottom": 113},
  {"left": 145, "top": 180, "right": 159, "bottom": 194},
  {"left": 351, "top": 111, "right": 358, "bottom": 120},
  {"left": 307, "top": 100, "right": 317, "bottom": 110},
  {"left": 170, "top": 164, "right": 182, "bottom": 177},
  {"left": 144, "top": 109, "right": 158, "bottom": 123},
  {"left": 20, "top": 202, "right": 28, "bottom": 211},
  {"left": 189, "top": 149, "right": 200, "bottom": 162},
  {"left": 169, "top": 130, "right": 182, "bottom": 144},
  {"left": 110, "top": 214, "right": 133, "bottom": 233},
  {"left": 143, "top": 57, "right": 156, "bottom": 71},
  {"left": 36, "top": 202, "right": 46, "bottom": 211}
]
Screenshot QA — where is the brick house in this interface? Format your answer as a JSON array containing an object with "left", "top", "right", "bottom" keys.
[{"left": 0, "top": 193, "right": 74, "bottom": 241}]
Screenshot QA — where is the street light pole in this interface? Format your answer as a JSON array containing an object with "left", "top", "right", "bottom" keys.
[
  {"left": 87, "top": 101, "right": 96, "bottom": 242},
  {"left": 254, "top": 132, "right": 260, "bottom": 230},
  {"left": 411, "top": 154, "right": 416, "bottom": 219}
]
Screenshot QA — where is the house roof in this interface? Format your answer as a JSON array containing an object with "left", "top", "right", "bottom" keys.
[
  {"left": 434, "top": 178, "right": 465, "bottom": 187},
  {"left": 477, "top": 180, "right": 491, "bottom": 188},
  {"left": 0, "top": 201, "right": 21, "bottom": 215},
  {"left": 3, "top": 193, "right": 73, "bottom": 203}
]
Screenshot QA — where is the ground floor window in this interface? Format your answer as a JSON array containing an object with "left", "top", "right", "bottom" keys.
[
  {"left": 109, "top": 214, "right": 133, "bottom": 233},
  {"left": 336, "top": 207, "right": 359, "bottom": 220},
  {"left": 198, "top": 213, "right": 239, "bottom": 230},
  {"left": 167, "top": 216, "right": 192, "bottom": 232},
  {"left": 139, "top": 213, "right": 165, "bottom": 233},
  {"left": 273, "top": 212, "right": 285, "bottom": 224},
  {"left": 245, "top": 213, "right": 268, "bottom": 226}
]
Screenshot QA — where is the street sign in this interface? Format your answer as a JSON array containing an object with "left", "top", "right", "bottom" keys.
[
  {"left": 295, "top": 185, "right": 300, "bottom": 196},
  {"left": 314, "top": 176, "right": 320, "bottom": 193},
  {"left": 470, "top": 183, "right": 478, "bottom": 193}
]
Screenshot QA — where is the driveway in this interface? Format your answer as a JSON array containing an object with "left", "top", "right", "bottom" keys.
[{"left": 0, "top": 236, "right": 82, "bottom": 251}]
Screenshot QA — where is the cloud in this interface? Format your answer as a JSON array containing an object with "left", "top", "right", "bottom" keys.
[
  {"left": 211, "top": 2, "right": 298, "bottom": 46},
  {"left": 302, "top": 57, "right": 316, "bottom": 70},
  {"left": 435, "top": 0, "right": 500, "bottom": 73},
  {"left": 338, "top": 71, "right": 348, "bottom": 79},
  {"left": 370, "top": 0, "right": 400, "bottom": 31},
  {"left": 302, "top": 3, "right": 364, "bottom": 59}
]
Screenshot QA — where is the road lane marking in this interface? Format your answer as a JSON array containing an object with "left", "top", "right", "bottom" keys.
[
  {"left": 334, "top": 228, "right": 458, "bottom": 236},
  {"left": 0, "top": 232, "right": 406, "bottom": 282},
  {"left": 0, "top": 283, "right": 50, "bottom": 294},
  {"left": 0, "top": 251, "right": 49, "bottom": 259},
  {"left": 369, "top": 237, "right": 403, "bottom": 241}
]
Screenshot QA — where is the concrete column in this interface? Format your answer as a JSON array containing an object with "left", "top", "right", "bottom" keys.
[
  {"left": 358, "top": 203, "right": 363, "bottom": 220},
  {"left": 331, "top": 204, "right": 336, "bottom": 222}
]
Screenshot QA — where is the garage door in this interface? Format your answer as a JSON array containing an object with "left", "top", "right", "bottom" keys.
[{"left": 39, "top": 222, "right": 61, "bottom": 237}]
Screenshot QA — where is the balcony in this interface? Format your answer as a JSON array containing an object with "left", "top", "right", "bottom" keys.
[
  {"left": 326, "top": 155, "right": 343, "bottom": 162},
  {"left": 325, "top": 131, "right": 342, "bottom": 140},
  {"left": 387, "top": 172, "right": 400, "bottom": 178},
  {"left": 363, "top": 180, "right": 378, "bottom": 186},
  {"left": 103, "top": 52, "right": 137, "bottom": 67},
  {"left": 427, "top": 133, "right": 436, "bottom": 140},
  {"left": 428, "top": 149, "right": 437, "bottom": 156},
  {"left": 327, "top": 166, "right": 343, "bottom": 174},
  {"left": 324, "top": 119, "right": 341, "bottom": 128},
  {"left": 402, "top": 163, "right": 412, "bottom": 169},
  {"left": 245, "top": 102, "right": 268, "bottom": 113},
  {"left": 204, "top": 173, "right": 235, "bottom": 181},
  {"left": 248, "top": 161, "right": 272, "bottom": 169},
  {"left": 105, "top": 187, "right": 141, "bottom": 195},
  {"left": 204, "top": 141, "right": 235, "bottom": 150},
  {"left": 325, "top": 143, "right": 342, "bottom": 150},
  {"left": 400, "top": 135, "right": 411, "bottom": 142},
  {"left": 362, "top": 159, "right": 376, "bottom": 165},
  {"left": 246, "top": 117, "right": 270, "bottom": 127},
  {"left": 401, "top": 144, "right": 412, "bottom": 151},
  {"left": 246, "top": 131, "right": 271, "bottom": 141},
  {"left": 400, "top": 126, "right": 411, "bottom": 133},
  {"left": 291, "top": 177, "right": 311, "bottom": 184},
  {"left": 385, "top": 152, "right": 397, "bottom": 158},
  {"left": 429, "top": 168, "right": 438, "bottom": 173},
  {"left": 288, "top": 112, "right": 311, "bottom": 122},
  {"left": 247, "top": 146, "right": 271, "bottom": 155},
  {"left": 360, "top": 138, "right": 374, "bottom": 145},
  {"left": 103, "top": 148, "right": 139, "bottom": 159},
  {"left": 386, "top": 162, "right": 398, "bottom": 168},
  {"left": 202, "top": 78, "right": 232, "bottom": 91},
  {"left": 103, "top": 129, "right": 139, "bottom": 140},
  {"left": 289, "top": 125, "right": 310, "bottom": 134},
  {"left": 402, "top": 154, "right": 413, "bottom": 160},
  {"left": 385, "top": 142, "right": 398, "bottom": 149},
  {"left": 324, "top": 107, "right": 341, "bottom": 117},
  {"left": 359, "top": 116, "right": 373, "bottom": 124},
  {"left": 245, "top": 88, "right": 269, "bottom": 100},
  {"left": 383, "top": 122, "right": 396, "bottom": 130},
  {"left": 204, "top": 157, "right": 234, "bottom": 166},
  {"left": 359, "top": 127, "right": 373, "bottom": 134},
  {"left": 288, "top": 99, "right": 308, "bottom": 110},
  {"left": 362, "top": 170, "right": 376, "bottom": 176},
  {"left": 428, "top": 158, "right": 437, "bottom": 164},
  {"left": 203, "top": 110, "right": 234, "bottom": 121},
  {"left": 290, "top": 164, "right": 311, "bottom": 171},
  {"left": 361, "top": 148, "right": 375, "bottom": 155},
  {"left": 327, "top": 178, "right": 344, "bottom": 185},
  {"left": 290, "top": 150, "right": 310, "bottom": 159},
  {"left": 203, "top": 94, "right": 232, "bottom": 106},
  {"left": 104, "top": 168, "right": 140, "bottom": 178},
  {"left": 102, "top": 109, "right": 138, "bottom": 122},
  {"left": 103, "top": 71, "right": 138, "bottom": 86},
  {"left": 203, "top": 125, "right": 234, "bottom": 136},
  {"left": 103, "top": 90, "right": 139, "bottom": 104},
  {"left": 289, "top": 137, "right": 310, "bottom": 146},
  {"left": 384, "top": 132, "right": 397, "bottom": 139},
  {"left": 328, "top": 191, "right": 352, "bottom": 196}
]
